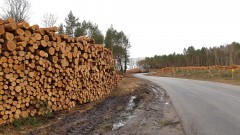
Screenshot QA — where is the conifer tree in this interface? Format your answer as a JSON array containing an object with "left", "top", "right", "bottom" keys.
[{"left": 65, "top": 11, "right": 78, "bottom": 37}]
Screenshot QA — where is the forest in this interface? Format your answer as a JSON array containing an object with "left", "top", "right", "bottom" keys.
[{"left": 138, "top": 42, "right": 240, "bottom": 69}]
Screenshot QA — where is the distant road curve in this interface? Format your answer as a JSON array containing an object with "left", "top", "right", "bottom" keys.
[{"left": 134, "top": 74, "right": 240, "bottom": 135}]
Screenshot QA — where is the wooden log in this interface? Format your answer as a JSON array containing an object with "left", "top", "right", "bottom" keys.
[
  {"left": 24, "top": 30, "right": 32, "bottom": 37},
  {"left": 46, "top": 41, "right": 52, "bottom": 47},
  {"left": 0, "top": 38, "right": 4, "bottom": 43},
  {"left": 15, "top": 86, "right": 22, "bottom": 92},
  {"left": 33, "top": 33, "right": 42, "bottom": 41},
  {"left": 0, "top": 18, "right": 4, "bottom": 24},
  {"left": 49, "top": 56, "right": 58, "bottom": 63},
  {"left": 3, "top": 32, "right": 14, "bottom": 40},
  {"left": 17, "top": 41, "right": 27, "bottom": 48},
  {"left": 15, "top": 28, "right": 25, "bottom": 35},
  {"left": 15, "top": 35, "right": 26, "bottom": 42},
  {"left": 43, "top": 35, "right": 49, "bottom": 41},
  {"left": 17, "top": 21, "right": 30, "bottom": 30},
  {"left": 0, "top": 25, "right": 5, "bottom": 35},
  {"left": 3, "top": 41, "right": 16, "bottom": 51},
  {"left": 39, "top": 28, "right": 45, "bottom": 35},
  {"left": 4, "top": 18, "right": 15, "bottom": 24},
  {"left": 26, "top": 46, "right": 35, "bottom": 53},
  {"left": 4, "top": 23, "right": 17, "bottom": 31},
  {"left": 47, "top": 47, "right": 55, "bottom": 55},
  {"left": 29, "top": 24, "right": 40, "bottom": 32},
  {"left": 0, "top": 19, "right": 120, "bottom": 124},
  {"left": 40, "top": 40, "right": 47, "bottom": 47}
]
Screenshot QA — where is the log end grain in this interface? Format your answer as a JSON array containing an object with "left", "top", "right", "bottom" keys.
[{"left": 4, "top": 41, "right": 16, "bottom": 51}]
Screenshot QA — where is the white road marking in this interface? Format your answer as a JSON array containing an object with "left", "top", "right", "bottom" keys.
[{"left": 215, "top": 91, "right": 240, "bottom": 102}]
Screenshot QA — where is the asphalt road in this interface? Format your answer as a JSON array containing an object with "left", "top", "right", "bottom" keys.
[{"left": 134, "top": 74, "right": 240, "bottom": 135}]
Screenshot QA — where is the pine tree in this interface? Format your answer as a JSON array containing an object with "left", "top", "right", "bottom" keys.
[
  {"left": 104, "top": 26, "right": 130, "bottom": 73},
  {"left": 105, "top": 25, "right": 116, "bottom": 49},
  {"left": 74, "top": 20, "right": 104, "bottom": 43},
  {"left": 65, "top": 11, "right": 79, "bottom": 37},
  {"left": 74, "top": 21, "right": 87, "bottom": 37},
  {"left": 58, "top": 23, "right": 64, "bottom": 34}
]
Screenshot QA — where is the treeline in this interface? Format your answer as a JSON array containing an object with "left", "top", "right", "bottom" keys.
[
  {"left": 138, "top": 42, "right": 240, "bottom": 69},
  {"left": 58, "top": 11, "right": 130, "bottom": 73}
]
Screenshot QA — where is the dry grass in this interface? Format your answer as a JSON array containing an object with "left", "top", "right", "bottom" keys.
[
  {"left": 152, "top": 66, "right": 240, "bottom": 86},
  {"left": 111, "top": 75, "right": 141, "bottom": 97}
]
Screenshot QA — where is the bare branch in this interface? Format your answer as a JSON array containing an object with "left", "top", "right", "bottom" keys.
[
  {"left": 42, "top": 13, "right": 58, "bottom": 28},
  {"left": 1, "top": 0, "right": 31, "bottom": 22}
]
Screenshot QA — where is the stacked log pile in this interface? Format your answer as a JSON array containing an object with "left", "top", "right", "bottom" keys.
[{"left": 0, "top": 18, "right": 122, "bottom": 124}]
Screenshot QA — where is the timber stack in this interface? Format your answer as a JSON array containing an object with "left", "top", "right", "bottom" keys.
[{"left": 0, "top": 18, "right": 122, "bottom": 124}]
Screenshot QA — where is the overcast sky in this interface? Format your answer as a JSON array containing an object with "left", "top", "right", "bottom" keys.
[{"left": 2, "top": 0, "right": 240, "bottom": 58}]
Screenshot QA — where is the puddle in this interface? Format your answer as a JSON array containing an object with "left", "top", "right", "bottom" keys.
[
  {"left": 126, "top": 96, "right": 137, "bottom": 110},
  {"left": 150, "top": 87, "right": 164, "bottom": 103},
  {"left": 112, "top": 96, "right": 137, "bottom": 130},
  {"left": 112, "top": 121, "right": 125, "bottom": 130},
  {"left": 160, "top": 90, "right": 164, "bottom": 102},
  {"left": 151, "top": 87, "right": 158, "bottom": 94}
]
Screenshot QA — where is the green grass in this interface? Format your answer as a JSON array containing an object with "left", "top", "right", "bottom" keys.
[{"left": 13, "top": 117, "right": 39, "bottom": 128}]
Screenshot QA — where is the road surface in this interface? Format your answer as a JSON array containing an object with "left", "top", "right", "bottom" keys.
[{"left": 134, "top": 74, "right": 240, "bottom": 135}]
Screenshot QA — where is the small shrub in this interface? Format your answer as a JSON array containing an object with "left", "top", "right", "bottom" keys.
[{"left": 13, "top": 117, "right": 39, "bottom": 128}]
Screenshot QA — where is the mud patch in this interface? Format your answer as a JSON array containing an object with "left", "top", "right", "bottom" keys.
[
  {"left": 112, "top": 95, "right": 137, "bottom": 130},
  {"left": 108, "top": 84, "right": 184, "bottom": 135},
  {"left": 23, "top": 77, "right": 184, "bottom": 135}
]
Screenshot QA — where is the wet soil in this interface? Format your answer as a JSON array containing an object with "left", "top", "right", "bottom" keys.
[{"left": 24, "top": 79, "right": 185, "bottom": 135}]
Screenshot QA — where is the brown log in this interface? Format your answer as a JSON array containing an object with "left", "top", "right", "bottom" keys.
[
  {"left": 0, "top": 19, "right": 120, "bottom": 124},
  {"left": 0, "top": 56, "right": 8, "bottom": 63},
  {"left": 36, "top": 50, "right": 46, "bottom": 57},
  {"left": 0, "top": 38, "right": 4, "bottom": 43},
  {"left": 30, "top": 37, "right": 37, "bottom": 43},
  {"left": 4, "top": 18, "right": 15, "bottom": 24},
  {"left": 47, "top": 47, "right": 55, "bottom": 55},
  {"left": 0, "top": 25, "right": 5, "bottom": 35},
  {"left": 49, "top": 56, "right": 58, "bottom": 63},
  {"left": 4, "top": 41, "right": 16, "bottom": 51},
  {"left": 39, "top": 28, "right": 45, "bottom": 35},
  {"left": 2, "top": 115, "right": 8, "bottom": 120},
  {"left": 15, "top": 28, "right": 25, "bottom": 35},
  {"left": 17, "top": 21, "right": 30, "bottom": 29},
  {"left": 40, "top": 40, "right": 47, "bottom": 47},
  {"left": 15, "top": 85, "right": 23, "bottom": 93},
  {"left": 26, "top": 46, "right": 35, "bottom": 53},
  {"left": 17, "top": 41, "right": 27, "bottom": 47},
  {"left": 67, "top": 52, "right": 73, "bottom": 59},
  {"left": 43, "top": 35, "right": 49, "bottom": 41},
  {"left": 3, "top": 32, "right": 14, "bottom": 40},
  {"left": 33, "top": 43, "right": 38, "bottom": 49},
  {"left": 29, "top": 24, "right": 40, "bottom": 32},
  {"left": 28, "top": 72, "right": 35, "bottom": 78},
  {"left": 15, "top": 35, "right": 26, "bottom": 42},
  {"left": 0, "top": 18, "right": 4, "bottom": 24},
  {"left": 33, "top": 33, "right": 42, "bottom": 41},
  {"left": 24, "top": 30, "right": 32, "bottom": 37},
  {"left": 48, "top": 26, "right": 58, "bottom": 32},
  {"left": 4, "top": 23, "right": 17, "bottom": 31}
]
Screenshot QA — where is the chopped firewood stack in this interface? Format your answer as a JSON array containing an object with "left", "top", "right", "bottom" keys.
[{"left": 0, "top": 18, "right": 122, "bottom": 124}]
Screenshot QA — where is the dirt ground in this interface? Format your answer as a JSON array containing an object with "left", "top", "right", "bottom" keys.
[{"left": 4, "top": 76, "right": 185, "bottom": 135}]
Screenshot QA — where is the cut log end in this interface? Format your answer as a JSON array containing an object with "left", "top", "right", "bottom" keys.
[
  {"left": 0, "top": 25, "right": 5, "bottom": 35},
  {"left": 4, "top": 41, "right": 16, "bottom": 51}
]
